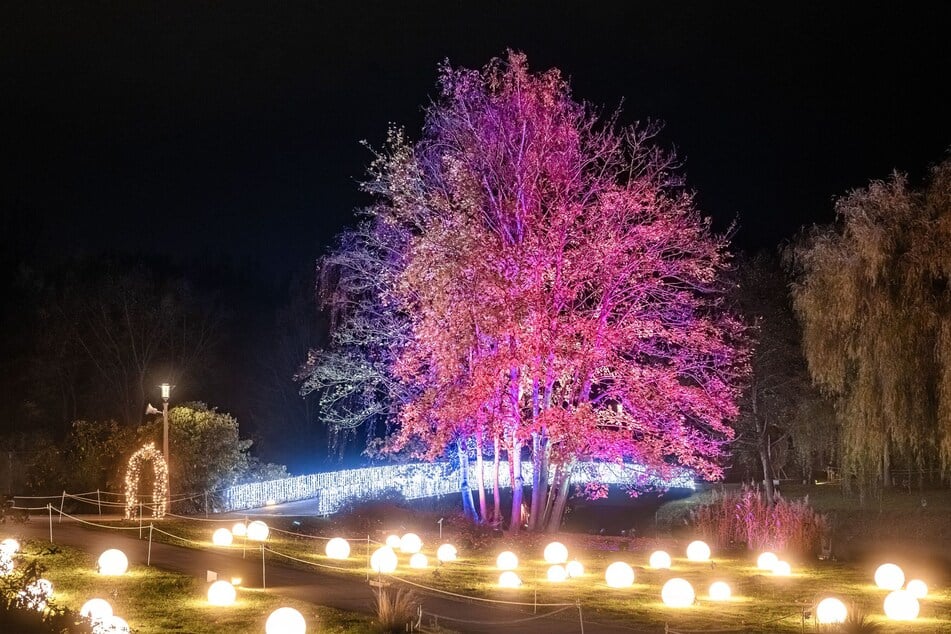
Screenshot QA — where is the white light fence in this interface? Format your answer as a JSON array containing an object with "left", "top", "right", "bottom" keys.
[{"left": 219, "top": 461, "right": 694, "bottom": 514}]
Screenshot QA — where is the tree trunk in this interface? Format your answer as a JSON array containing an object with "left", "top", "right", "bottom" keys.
[
  {"left": 509, "top": 433, "right": 523, "bottom": 535},
  {"left": 492, "top": 436, "right": 501, "bottom": 525},
  {"left": 475, "top": 434, "right": 488, "bottom": 523},
  {"left": 882, "top": 440, "right": 892, "bottom": 488},
  {"left": 457, "top": 438, "right": 479, "bottom": 522},
  {"left": 545, "top": 464, "right": 572, "bottom": 533},
  {"left": 760, "top": 438, "right": 776, "bottom": 506}
]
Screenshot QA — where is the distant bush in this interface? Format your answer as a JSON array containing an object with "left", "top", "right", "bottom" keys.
[{"left": 690, "top": 485, "right": 828, "bottom": 555}]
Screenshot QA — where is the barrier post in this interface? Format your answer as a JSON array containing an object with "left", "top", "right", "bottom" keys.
[
  {"left": 261, "top": 543, "right": 266, "bottom": 589},
  {"left": 97, "top": 489, "right": 102, "bottom": 515},
  {"left": 58, "top": 491, "right": 65, "bottom": 522},
  {"left": 148, "top": 524, "right": 154, "bottom": 566},
  {"left": 577, "top": 599, "right": 584, "bottom": 634},
  {"left": 48, "top": 503, "right": 53, "bottom": 543},
  {"left": 139, "top": 502, "right": 143, "bottom": 539},
  {"left": 366, "top": 535, "right": 370, "bottom": 581},
  {"left": 204, "top": 491, "right": 208, "bottom": 517}
]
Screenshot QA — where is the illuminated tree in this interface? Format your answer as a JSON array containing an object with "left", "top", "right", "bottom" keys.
[{"left": 787, "top": 158, "right": 951, "bottom": 496}]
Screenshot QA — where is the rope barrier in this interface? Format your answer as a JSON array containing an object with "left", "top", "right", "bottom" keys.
[
  {"left": 263, "top": 546, "right": 361, "bottom": 574},
  {"left": 151, "top": 527, "right": 210, "bottom": 547},
  {"left": 54, "top": 509, "right": 143, "bottom": 530},
  {"left": 421, "top": 606, "right": 574, "bottom": 626},
  {"left": 389, "top": 573, "right": 574, "bottom": 607}
]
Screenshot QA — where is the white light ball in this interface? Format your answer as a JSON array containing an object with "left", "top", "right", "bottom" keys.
[
  {"left": 97, "top": 615, "right": 130, "bottom": 633},
  {"left": 231, "top": 522, "right": 247, "bottom": 537},
  {"left": 498, "top": 571, "right": 522, "bottom": 588},
  {"left": 906, "top": 579, "right": 928, "bottom": 599},
  {"left": 547, "top": 564, "right": 568, "bottom": 582},
  {"left": 757, "top": 551, "right": 778, "bottom": 571},
  {"left": 80, "top": 598, "right": 113, "bottom": 621},
  {"left": 370, "top": 546, "right": 398, "bottom": 574},
  {"left": 409, "top": 553, "right": 428, "bottom": 569},
  {"left": 207, "top": 580, "right": 236, "bottom": 606},
  {"left": 543, "top": 541, "right": 568, "bottom": 564},
  {"left": 649, "top": 550, "right": 672, "bottom": 569},
  {"left": 496, "top": 551, "right": 518, "bottom": 570},
  {"left": 265, "top": 607, "right": 306, "bottom": 634},
  {"left": 772, "top": 560, "right": 792, "bottom": 576},
  {"left": 212, "top": 528, "right": 233, "bottom": 547},
  {"left": 325, "top": 538, "right": 350, "bottom": 560},
  {"left": 436, "top": 544, "right": 457, "bottom": 563},
  {"left": 566, "top": 560, "right": 584, "bottom": 578},
  {"left": 385, "top": 534, "right": 402, "bottom": 549},
  {"left": 883, "top": 589, "right": 919, "bottom": 620},
  {"left": 0, "top": 538, "right": 20, "bottom": 555},
  {"left": 816, "top": 597, "right": 848, "bottom": 624},
  {"left": 686, "top": 540, "right": 711, "bottom": 562},
  {"left": 605, "top": 561, "right": 635, "bottom": 588},
  {"left": 97, "top": 549, "right": 128, "bottom": 576},
  {"left": 662, "top": 578, "right": 696, "bottom": 607},
  {"left": 708, "top": 581, "right": 731, "bottom": 601},
  {"left": 400, "top": 533, "right": 422, "bottom": 554},
  {"left": 875, "top": 563, "right": 905, "bottom": 590},
  {"left": 246, "top": 520, "right": 269, "bottom": 542}
]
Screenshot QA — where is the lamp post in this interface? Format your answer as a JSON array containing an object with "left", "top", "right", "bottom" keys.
[{"left": 160, "top": 383, "right": 171, "bottom": 466}]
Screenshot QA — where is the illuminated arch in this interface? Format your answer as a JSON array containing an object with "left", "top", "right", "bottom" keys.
[{"left": 124, "top": 442, "right": 169, "bottom": 519}]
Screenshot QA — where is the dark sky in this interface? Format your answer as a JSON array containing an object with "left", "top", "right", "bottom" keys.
[{"left": 3, "top": 1, "right": 950, "bottom": 275}]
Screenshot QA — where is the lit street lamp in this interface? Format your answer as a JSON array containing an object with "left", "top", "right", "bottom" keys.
[{"left": 161, "top": 383, "right": 174, "bottom": 501}]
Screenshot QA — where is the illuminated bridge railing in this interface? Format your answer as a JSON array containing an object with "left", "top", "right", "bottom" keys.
[{"left": 219, "top": 461, "right": 694, "bottom": 514}]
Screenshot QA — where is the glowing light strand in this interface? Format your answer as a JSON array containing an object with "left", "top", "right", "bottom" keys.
[{"left": 124, "top": 443, "right": 169, "bottom": 519}]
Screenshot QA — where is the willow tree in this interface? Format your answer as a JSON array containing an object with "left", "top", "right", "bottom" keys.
[{"left": 787, "top": 158, "right": 951, "bottom": 495}]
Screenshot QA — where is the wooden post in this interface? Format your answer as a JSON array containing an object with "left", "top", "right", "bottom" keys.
[
  {"left": 148, "top": 524, "right": 154, "bottom": 565},
  {"left": 97, "top": 489, "right": 102, "bottom": 515},
  {"left": 261, "top": 544, "right": 266, "bottom": 589},
  {"left": 58, "top": 491, "right": 65, "bottom": 522},
  {"left": 48, "top": 504, "right": 53, "bottom": 543}
]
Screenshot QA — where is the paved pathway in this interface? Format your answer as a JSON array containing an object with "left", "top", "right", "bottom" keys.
[{"left": 9, "top": 516, "right": 644, "bottom": 633}]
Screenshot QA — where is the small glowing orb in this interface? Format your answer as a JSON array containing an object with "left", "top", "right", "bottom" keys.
[
  {"left": 231, "top": 522, "right": 247, "bottom": 537},
  {"left": 875, "top": 563, "right": 905, "bottom": 590},
  {"left": 207, "top": 580, "right": 236, "bottom": 606},
  {"left": 662, "top": 578, "right": 696, "bottom": 607},
  {"left": 370, "top": 546, "right": 398, "bottom": 573},
  {"left": 409, "top": 553, "right": 428, "bottom": 569},
  {"left": 543, "top": 541, "right": 569, "bottom": 564},
  {"left": 97, "top": 615, "right": 130, "bottom": 633},
  {"left": 325, "top": 537, "right": 350, "bottom": 559},
  {"left": 400, "top": 533, "right": 422, "bottom": 554},
  {"left": 496, "top": 551, "right": 519, "bottom": 570},
  {"left": 605, "top": 561, "right": 635, "bottom": 588},
  {"left": 708, "top": 581, "right": 731, "bottom": 601},
  {"left": 498, "top": 571, "right": 522, "bottom": 588},
  {"left": 212, "top": 528, "right": 233, "bottom": 546},
  {"left": 757, "top": 551, "right": 778, "bottom": 570},
  {"left": 906, "top": 579, "right": 928, "bottom": 599},
  {"left": 246, "top": 520, "right": 269, "bottom": 542},
  {"left": 547, "top": 564, "right": 568, "bottom": 582},
  {"left": 816, "top": 597, "right": 848, "bottom": 624},
  {"left": 80, "top": 598, "right": 113, "bottom": 621},
  {"left": 649, "top": 550, "right": 672, "bottom": 569},
  {"left": 385, "top": 534, "right": 402, "bottom": 549},
  {"left": 883, "top": 590, "right": 919, "bottom": 621},
  {"left": 265, "top": 607, "right": 306, "bottom": 634},
  {"left": 566, "top": 560, "right": 584, "bottom": 577},
  {"left": 436, "top": 544, "right": 457, "bottom": 563},
  {"left": 0, "top": 538, "right": 20, "bottom": 555},
  {"left": 686, "top": 540, "right": 711, "bottom": 562},
  {"left": 98, "top": 549, "right": 129, "bottom": 575},
  {"left": 772, "top": 560, "right": 792, "bottom": 576},
  {"left": 231, "top": 577, "right": 242, "bottom": 586}
]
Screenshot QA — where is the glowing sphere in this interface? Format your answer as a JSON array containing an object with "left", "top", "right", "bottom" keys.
[
  {"left": 708, "top": 581, "right": 731, "bottom": 601},
  {"left": 265, "top": 607, "right": 306, "bottom": 634},
  {"left": 547, "top": 564, "right": 568, "bottom": 582},
  {"left": 772, "top": 560, "right": 792, "bottom": 576},
  {"left": 400, "top": 533, "right": 422, "bottom": 554},
  {"left": 496, "top": 551, "right": 519, "bottom": 570},
  {"left": 231, "top": 522, "right": 247, "bottom": 537},
  {"left": 212, "top": 528, "right": 233, "bottom": 547},
  {"left": 80, "top": 598, "right": 113, "bottom": 621},
  {"left": 605, "top": 561, "right": 635, "bottom": 588},
  {"left": 875, "top": 563, "right": 905, "bottom": 590},
  {"left": 97, "top": 549, "right": 128, "bottom": 576},
  {"left": 883, "top": 590, "right": 919, "bottom": 620},
  {"left": 662, "top": 578, "right": 696, "bottom": 607},
  {"left": 385, "top": 534, "right": 402, "bottom": 549},
  {"left": 207, "top": 580, "right": 236, "bottom": 606},
  {"left": 325, "top": 538, "right": 350, "bottom": 559},
  {"left": 906, "top": 579, "right": 928, "bottom": 599},
  {"left": 436, "top": 544, "right": 457, "bottom": 563},
  {"left": 409, "top": 553, "right": 428, "bottom": 569},
  {"left": 649, "top": 550, "right": 672, "bottom": 569},
  {"left": 543, "top": 541, "right": 569, "bottom": 564},
  {"left": 757, "top": 551, "right": 778, "bottom": 571},
  {"left": 566, "top": 560, "right": 584, "bottom": 578},
  {"left": 0, "top": 538, "right": 20, "bottom": 555},
  {"left": 686, "top": 540, "right": 711, "bottom": 562},
  {"left": 370, "top": 546, "right": 398, "bottom": 574},
  {"left": 815, "top": 597, "right": 848, "bottom": 624},
  {"left": 246, "top": 520, "right": 269, "bottom": 542},
  {"left": 98, "top": 615, "right": 130, "bottom": 633},
  {"left": 498, "top": 571, "right": 522, "bottom": 588}
]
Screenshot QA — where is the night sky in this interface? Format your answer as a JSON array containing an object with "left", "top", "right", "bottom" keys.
[{"left": 4, "top": 1, "right": 949, "bottom": 276}]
